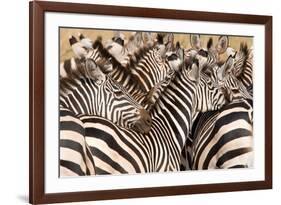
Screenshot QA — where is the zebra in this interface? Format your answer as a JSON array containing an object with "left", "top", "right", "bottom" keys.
[
  {"left": 195, "top": 37, "right": 253, "bottom": 102},
  {"left": 60, "top": 107, "right": 96, "bottom": 176},
  {"left": 230, "top": 42, "right": 253, "bottom": 96},
  {"left": 207, "top": 35, "right": 253, "bottom": 97},
  {"left": 190, "top": 99, "right": 253, "bottom": 170},
  {"left": 76, "top": 58, "right": 227, "bottom": 174},
  {"left": 71, "top": 36, "right": 182, "bottom": 107},
  {"left": 60, "top": 57, "right": 152, "bottom": 134},
  {"left": 106, "top": 31, "right": 157, "bottom": 66},
  {"left": 180, "top": 36, "right": 253, "bottom": 170},
  {"left": 180, "top": 38, "right": 254, "bottom": 170}
]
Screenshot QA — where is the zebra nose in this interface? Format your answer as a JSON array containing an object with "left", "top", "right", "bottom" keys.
[
  {"left": 132, "top": 109, "right": 152, "bottom": 134},
  {"left": 140, "top": 108, "right": 152, "bottom": 124}
]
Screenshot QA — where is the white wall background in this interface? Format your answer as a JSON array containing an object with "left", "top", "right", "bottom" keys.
[{"left": 0, "top": 0, "right": 279, "bottom": 204}]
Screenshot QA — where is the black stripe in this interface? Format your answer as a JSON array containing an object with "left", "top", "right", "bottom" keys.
[
  {"left": 60, "top": 160, "right": 85, "bottom": 176},
  {"left": 82, "top": 117, "right": 149, "bottom": 172},
  {"left": 95, "top": 167, "right": 111, "bottom": 175},
  {"left": 60, "top": 108, "right": 75, "bottom": 117},
  {"left": 85, "top": 145, "right": 96, "bottom": 173},
  {"left": 60, "top": 139, "right": 87, "bottom": 165},
  {"left": 216, "top": 147, "right": 252, "bottom": 168},
  {"left": 60, "top": 120, "right": 84, "bottom": 136},
  {"left": 202, "top": 129, "right": 252, "bottom": 169},
  {"left": 90, "top": 147, "right": 128, "bottom": 174},
  {"left": 85, "top": 127, "right": 142, "bottom": 173},
  {"left": 228, "top": 165, "right": 248, "bottom": 169}
]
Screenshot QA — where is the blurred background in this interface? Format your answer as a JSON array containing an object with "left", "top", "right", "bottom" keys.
[{"left": 60, "top": 27, "right": 253, "bottom": 62}]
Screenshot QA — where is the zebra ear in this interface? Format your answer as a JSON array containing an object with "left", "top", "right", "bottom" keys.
[
  {"left": 196, "top": 54, "right": 208, "bottom": 70},
  {"left": 218, "top": 56, "right": 234, "bottom": 80},
  {"left": 207, "top": 38, "right": 214, "bottom": 50},
  {"left": 165, "top": 33, "right": 174, "bottom": 52},
  {"left": 190, "top": 34, "right": 201, "bottom": 50},
  {"left": 134, "top": 32, "right": 143, "bottom": 45},
  {"left": 142, "top": 32, "right": 154, "bottom": 46},
  {"left": 85, "top": 59, "right": 106, "bottom": 84},
  {"left": 232, "top": 43, "right": 249, "bottom": 78},
  {"left": 216, "top": 36, "right": 229, "bottom": 54},
  {"left": 188, "top": 63, "right": 200, "bottom": 82},
  {"left": 176, "top": 42, "right": 184, "bottom": 68}
]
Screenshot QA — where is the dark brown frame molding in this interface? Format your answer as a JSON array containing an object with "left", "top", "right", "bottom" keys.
[{"left": 29, "top": 1, "right": 272, "bottom": 204}]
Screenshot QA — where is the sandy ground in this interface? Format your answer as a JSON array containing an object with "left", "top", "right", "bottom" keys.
[{"left": 60, "top": 27, "right": 253, "bottom": 62}]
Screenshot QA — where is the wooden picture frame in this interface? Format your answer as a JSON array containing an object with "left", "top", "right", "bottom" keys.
[{"left": 29, "top": 1, "right": 272, "bottom": 204}]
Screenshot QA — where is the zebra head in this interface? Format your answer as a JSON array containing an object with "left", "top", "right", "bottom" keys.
[
  {"left": 105, "top": 39, "right": 130, "bottom": 67},
  {"left": 102, "top": 75, "right": 152, "bottom": 134},
  {"left": 190, "top": 34, "right": 201, "bottom": 50},
  {"left": 60, "top": 57, "right": 152, "bottom": 134},
  {"left": 187, "top": 58, "right": 227, "bottom": 112},
  {"left": 165, "top": 51, "right": 182, "bottom": 72},
  {"left": 214, "top": 45, "right": 252, "bottom": 101}
]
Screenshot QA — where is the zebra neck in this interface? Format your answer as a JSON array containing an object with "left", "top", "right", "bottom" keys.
[{"left": 150, "top": 74, "right": 195, "bottom": 149}]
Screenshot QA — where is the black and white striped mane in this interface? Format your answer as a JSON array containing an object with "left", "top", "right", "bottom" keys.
[
  {"left": 236, "top": 42, "right": 250, "bottom": 77},
  {"left": 92, "top": 37, "right": 156, "bottom": 92}
]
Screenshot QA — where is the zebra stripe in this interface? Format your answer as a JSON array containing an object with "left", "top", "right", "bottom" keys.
[
  {"left": 76, "top": 38, "right": 182, "bottom": 107},
  {"left": 60, "top": 108, "right": 96, "bottom": 176},
  {"left": 232, "top": 43, "right": 253, "bottom": 92},
  {"left": 190, "top": 99, "right": 253, "bottom": 170},
  {"left": 70, "top": 62, "right": 227, "bottom": 174},
  {"left": 60, "top": 58, "right": 152, "bottom": 134}
]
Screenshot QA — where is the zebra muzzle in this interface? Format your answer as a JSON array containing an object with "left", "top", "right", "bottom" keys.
[{"left": 132, "top": 109, "right": 152, "bottom": 134}]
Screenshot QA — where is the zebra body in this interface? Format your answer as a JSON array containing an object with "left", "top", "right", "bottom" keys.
[
  {"left": 190, "top": 99, "right": 253, "bottom": 170},
  {"left": 69, "top": 38, "right": 182, "bottom": 108},
  {"left": 60, "top": 58, "right": 152, "bottom": 134},
  {"left": 69, "top": 61, "right": 227, "bottom": 175},
  {"left": 60, "top": 108, "right": 96, "bottom": 176}
]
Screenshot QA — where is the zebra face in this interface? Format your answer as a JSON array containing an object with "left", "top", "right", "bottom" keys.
[
  {"left": 195, "top": 74, "right": 227, "bottom": 112},
  {"left": 166, "top": 52, "right": 182, "bottom": 72},
  {"left": 104, "top": 77, "right": 152, "bottom": 134},
  {"left": 105, "top": 41, "right": 129, "bottom": 66},
  {"left": 188, "top": 62, "right": 227, "bottom": 112}
]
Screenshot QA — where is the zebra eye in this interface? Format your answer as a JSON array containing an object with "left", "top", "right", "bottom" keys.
[
  {"left": 206, "top": 78, "right": 213, "bottom": 86},
  {"left": 105, "top": 87, "right": 111, "bottom": 93},
  {"left": 114, "top": 90, "right": 124, "bottom": 97}
]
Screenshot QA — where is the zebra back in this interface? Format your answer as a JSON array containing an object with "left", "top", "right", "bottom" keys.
[
  {"left": 60, "top": 107, "right": 96, "bottom": 176},
  {"left": 190, "top": 99, "right": 253, "bottom": 170}
]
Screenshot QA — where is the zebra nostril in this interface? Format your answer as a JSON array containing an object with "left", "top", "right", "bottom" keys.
[{"left": 146, "top": 116, "right": 152, "bottom": 125}]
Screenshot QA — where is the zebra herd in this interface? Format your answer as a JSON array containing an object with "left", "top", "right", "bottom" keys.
[{"left": 59, "top": 31, "right": 253, "bottom": 176}]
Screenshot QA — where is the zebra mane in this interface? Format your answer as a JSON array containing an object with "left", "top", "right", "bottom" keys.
[
  {"left": 59, "top": 57, "right": 88, "bottom": 95},
  {"left": 235, "top": 42, "right": 250, "bottom": 78},
  {"left": 93, "top": 37, "right": 149, "bottom": 93},
  {"left": 207, "top": 38, "right": 213, "bottom": 50},
  {"left": 156, "top": 33, "right": 164, "bottom": 44},
  {"left": 240, "top": 42, "right": 249, "bottom": 60},
  {"left": 123, "top": 43, "right": 157, "bottom": 92},
  {"left": 59, "top": 58, "right": 116, "bottom": 96},
  {"left": 92, "top": 38, "right": 124, "bottom": 71}
]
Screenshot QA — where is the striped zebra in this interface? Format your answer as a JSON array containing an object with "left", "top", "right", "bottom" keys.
[
  {"left": 77, "top": 59, "right": 227, "bottom": 174},
  {"left": 209, "top": 35, "right": 253, "bottom": 97},
  {"left": 71, "top": 36, "right": 182, "bottom": 107},
  {"left": 230, "top": 43, "right": 253, "bottom": 96},
  {"left": 60, "top": 57, "right": 152, "bottom": 134},
  {"left": 180, "top": 37, "right": 253, "bottom": 170},
  {"left": 215, "top": 53, "right": 253, "bottom": 101},
  {"left": 180, "top": 38, "right": 254, "bottom": 170},
  {"left": 195, "top": 37, "right": 252, "bottom": 101},
  {"left": 190, "top": 99, "right": 253, "bottom": 170},
  {"left": 60, "top": 107, "right": 96, "bottom": 176},
  {"left": 105, "top": 31, "right": 155, "bottom": 66}
]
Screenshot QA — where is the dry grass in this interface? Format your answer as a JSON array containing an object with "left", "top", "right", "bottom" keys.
[{"left": 60, "top": 28, "right": 253, "bottom": 62}]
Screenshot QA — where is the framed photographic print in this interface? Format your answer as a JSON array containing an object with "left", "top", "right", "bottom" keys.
[{"left": 29, "top": 1, "right": 272, "bottom": 204}]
